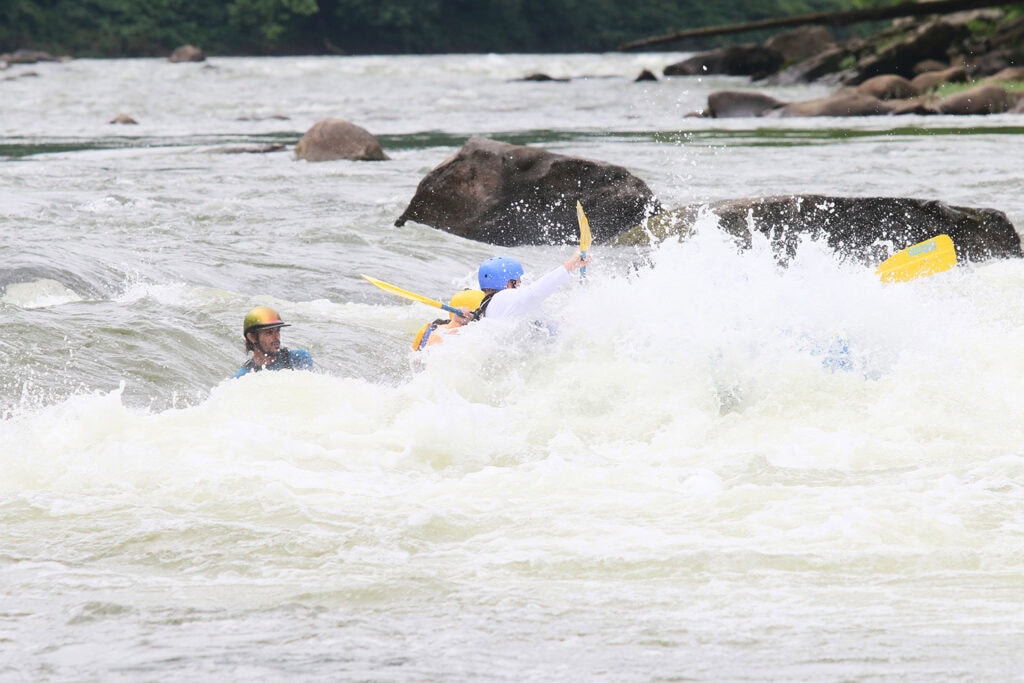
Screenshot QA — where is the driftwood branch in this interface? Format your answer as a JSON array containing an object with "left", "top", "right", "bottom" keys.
[{"left": 617, "top": 0, "right": 1017, "bottom": 51}]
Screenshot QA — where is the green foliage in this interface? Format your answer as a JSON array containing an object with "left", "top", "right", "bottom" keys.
[
  {"left": 3, "top": 0, "right": 1017, "bottom": 57},
  {"left": 0, "top": 0, "right": 231, "bottom": 56},
  {"left": 227, "top": 0, "right": 319, "bottom": 51}
]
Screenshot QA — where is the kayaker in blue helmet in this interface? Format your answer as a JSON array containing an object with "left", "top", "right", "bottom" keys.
[
  {"left": 234, "top": 306, "right": 314, "bottom": 378},
  {"left": 474, "top": 253, "right": 589, "bottom": 320}
]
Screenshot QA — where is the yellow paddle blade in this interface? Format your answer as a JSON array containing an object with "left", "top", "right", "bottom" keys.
[
  {"left": 361, "top": 274, "right": 445, "bottom": 310},
  {"left": 875, "top": 234, "right": 956, "bottom": 283},
  {"left": 576, "top": 201, "right": 593, "bottom": 254}
]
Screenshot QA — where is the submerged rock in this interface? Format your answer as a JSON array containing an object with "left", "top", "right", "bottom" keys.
[
  {"left": 515, "top": 73, "right": 569, "bottom": 82},
  {"left": 217, "top": 144, "right": 286, "bottom": 154},
  {"left": 395, "top": 137, "right": 658, "bottom": 246}
]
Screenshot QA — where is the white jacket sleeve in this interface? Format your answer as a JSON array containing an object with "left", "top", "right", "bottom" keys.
[{"left": 484, "top": 265, "right": 571, "bottom": 319}]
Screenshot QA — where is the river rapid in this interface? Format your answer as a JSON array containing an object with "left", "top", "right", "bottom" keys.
[{"left": 2, "top": 53, "right": 1024, "bottom": 681}]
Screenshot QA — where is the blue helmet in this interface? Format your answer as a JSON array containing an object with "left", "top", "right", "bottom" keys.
[{"left": 478, "top": 256, "right": 524, "bottom": 290}]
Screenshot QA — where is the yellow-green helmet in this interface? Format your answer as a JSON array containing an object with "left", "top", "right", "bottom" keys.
[{"left": 243, "top": 306, "right": 289, "bottom": 336}]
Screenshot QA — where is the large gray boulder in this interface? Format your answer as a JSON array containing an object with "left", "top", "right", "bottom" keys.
[
  {"left": 613, "top": 195, "right": 1021, "bottom": 265},
  {"left": 394, "top": 137, "right": 658, "bottom": 246},
  {"left": 294, "top": 118, "right": 389, "bottom": 162}
]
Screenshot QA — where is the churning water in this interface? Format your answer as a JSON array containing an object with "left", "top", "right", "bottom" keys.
[{"left": 2, "top": 53, "right": 1023, "bottom": 681}]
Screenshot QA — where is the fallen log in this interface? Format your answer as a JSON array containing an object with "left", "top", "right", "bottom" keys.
[{"left": 618, "top": 0, "right": 1018, "bottom": 51}]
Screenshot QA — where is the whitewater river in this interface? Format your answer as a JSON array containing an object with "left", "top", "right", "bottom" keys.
[{"left": 2, "top": 53, "right": 1024, "bottom": 681}]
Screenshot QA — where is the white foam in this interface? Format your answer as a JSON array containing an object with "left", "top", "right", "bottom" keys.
[{"left": 1, "top": 278, "right": 83, "bottom": 308}]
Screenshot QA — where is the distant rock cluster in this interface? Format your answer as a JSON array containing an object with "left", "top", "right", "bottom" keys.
[
  {"left": 0, "top": 49, "right": 69, "bottom": 66},
  {"left": 665, "top": 9, "right": 1024, "bottom": 117}
]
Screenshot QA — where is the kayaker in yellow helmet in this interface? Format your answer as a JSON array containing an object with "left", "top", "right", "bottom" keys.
[
  {"left": 235, "top": 306, "right": 314, "bottom": 377},
  {"left": 411, "top": 289, "right": 486, "bottom": 350}
]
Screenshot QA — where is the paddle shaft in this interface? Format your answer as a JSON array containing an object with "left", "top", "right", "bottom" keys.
[{"left": 362, "top": 274, "right": 468, "bottom": 317}]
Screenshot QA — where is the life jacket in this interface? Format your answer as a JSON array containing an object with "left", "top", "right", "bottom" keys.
[
  {"left": 412, "top": 319, "right": 448, "bottom": 351},
  {"left": 241, "top": 347, "right": 294, "bottom": 373},
  {"left": 472, "top": 292, "right": 498, "bottom": 320}
]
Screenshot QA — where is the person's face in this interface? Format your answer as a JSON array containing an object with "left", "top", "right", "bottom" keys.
[{"left": 254, "top": 327, "right": 281, "bottom": 354}]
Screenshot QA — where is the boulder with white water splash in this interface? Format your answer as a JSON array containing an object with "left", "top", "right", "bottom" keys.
[
  {"left": 294, "top": 118, "right": 389, "bottom": 162},
  {"left": 613, "top": 195, "right": 1022, "bottom": 265},
  {"left": 394, "top": 137, "right": 658, "bottom": 246}
]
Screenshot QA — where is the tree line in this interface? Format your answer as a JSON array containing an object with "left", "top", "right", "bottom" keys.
[{"left": 1, "top": 0, "right": 896, "bottom": 58}]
